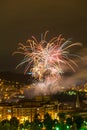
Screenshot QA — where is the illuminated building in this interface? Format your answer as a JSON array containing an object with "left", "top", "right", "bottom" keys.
[{"left": 0, "top": 74, "right": 87, "bottom": 123}]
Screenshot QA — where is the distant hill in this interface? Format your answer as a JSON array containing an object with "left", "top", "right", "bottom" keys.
[{"left": 0, "top": 71, "right": 33, "bottom": 84}]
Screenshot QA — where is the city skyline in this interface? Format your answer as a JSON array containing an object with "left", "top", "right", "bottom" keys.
[{"left": 0, "top": 2, "right": 87, "bottom": 129}]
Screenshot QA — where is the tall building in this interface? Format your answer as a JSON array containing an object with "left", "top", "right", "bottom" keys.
[{"left": 76, "top": 92, "right": 80, "bottom": 109}]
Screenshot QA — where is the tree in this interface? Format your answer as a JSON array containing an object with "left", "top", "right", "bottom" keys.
[
  {"left": 29, "top": 113, "right": 42, "bottom": 130},
  {"left": 24, "top": 120, "right": 30, "bottom": 129},
  {"left": 43, "top": 112, "right": 53, "bottom": 130},
  {"left": 73, "top": 115, "right": 83, "bottom": 130},
  {"left": 1, "top": 119, "right": 10, "bottom": 126},
  {"left": 19, "top": 123, "right": 24, "bottom": 130},
  {"left": 58, "top": 112, "right": 67, "bottom": 130},
  {"left": 33, "top": 113, "right": 41, "bottom": 123},
  {"left": 66, "top": 117, "right": 73, "bottom": 126},
  {"left": 53, "top": 119, "right": 60, "bottom": 130},
  {"left": 58, "top": 112, "right": 66, "bottom": 122},
  {"left": 0, "top": 119, "right": 10, "bottom": 130},
  {"left": 10, "top": 117, "right": 19, "bottom": 129}
]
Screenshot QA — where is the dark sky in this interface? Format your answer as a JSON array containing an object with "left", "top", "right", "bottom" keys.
[{"left": 0, "top": 0, "right": 87, "bottom": 72}]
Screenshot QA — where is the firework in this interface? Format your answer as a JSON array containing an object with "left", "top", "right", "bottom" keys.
[{"left": 13, "top": 31, "right": 82, "bottom": 80}]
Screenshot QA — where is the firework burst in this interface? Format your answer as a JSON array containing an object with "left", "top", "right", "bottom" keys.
[{"left": 13, "top": 31, "right": 82, "bottom": 81}]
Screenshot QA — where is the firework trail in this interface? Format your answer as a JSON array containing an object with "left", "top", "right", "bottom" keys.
[{"left": 13, "top": 31, "right": 82, "bottom": 82}]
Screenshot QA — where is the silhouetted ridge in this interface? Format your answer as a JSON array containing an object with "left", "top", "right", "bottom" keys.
[{"left": 0, "top": 71, "right": 33, "bottom": 84}]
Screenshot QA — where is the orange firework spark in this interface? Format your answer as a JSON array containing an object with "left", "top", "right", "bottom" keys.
[{"left": 13, "top": 31, "right": 82, "bottom": 80}]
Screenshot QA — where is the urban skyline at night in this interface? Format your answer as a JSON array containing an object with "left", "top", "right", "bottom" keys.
[{"left": 0, "top": 1, "right": 87, "bottom": 130}]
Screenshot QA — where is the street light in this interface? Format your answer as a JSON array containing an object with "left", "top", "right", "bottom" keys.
[{"left": 55, "top": 127, "right": 60, "bottom": 130}]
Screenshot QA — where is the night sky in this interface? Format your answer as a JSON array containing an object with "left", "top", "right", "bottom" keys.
[{"left": 0, "top": 0, "right": 87, "bottom": 73}]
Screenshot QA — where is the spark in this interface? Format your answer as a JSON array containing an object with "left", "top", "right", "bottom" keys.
[{"left": 13, "top": 31, "right": 82, "bottom": 81}]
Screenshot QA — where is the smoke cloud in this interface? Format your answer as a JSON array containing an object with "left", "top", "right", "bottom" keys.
[{"left": 22, "top": 47, "right": 87, "bottom": 98}]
